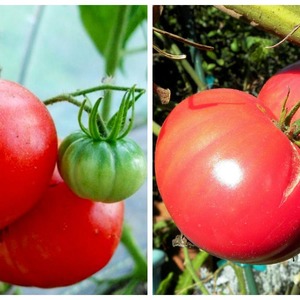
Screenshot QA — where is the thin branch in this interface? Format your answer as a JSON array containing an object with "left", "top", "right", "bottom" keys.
[
  {"left": 153, "top": 44, "right": 186, "bottom": 60},
  {"left": 265, "top": 23, "right": 300, "bottom": 48},
  {"left": 153, "top": 27, "right": 214, "bottom": 51}
]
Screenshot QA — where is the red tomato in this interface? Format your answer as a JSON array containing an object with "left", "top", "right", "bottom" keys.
[
  {"left": 0, "top": 79, "right": 57, "bottom": 228},
  {"left": 0, "top": 167, "right": 124, "bottom": 288},
  {"left": 155, "top": 88, "right": 300, "bottom": 264},
  {"left": 258, "top": 61, "right": 300, "bottom": 122}
]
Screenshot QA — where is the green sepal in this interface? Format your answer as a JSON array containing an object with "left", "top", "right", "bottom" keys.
[
  {"left": 78, "top": 99, "right": 92, "bottom": 138},
  {"left": 88, "top": 98, "right": 106, "bottom": 140},
  {"left": 118, "top": 87, "right": 135, "bottom": 140},
  {"left": 77, "top": 84, "right": 139, "bottom": 142}
]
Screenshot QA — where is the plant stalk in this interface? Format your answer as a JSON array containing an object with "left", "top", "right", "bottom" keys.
[
  {"left": 102, "top": 5, "right": 131, "bottom": 121},
  {"left": 121, "top": 223, "right": 147, "bottom": 282},
  {"left": 183, "top": 247, "right": 210, "bottom": 295},
  {"left": 229, "top": 262, "right": 248, "bottom": 295},
  {"left": 243, "top": 265, "right": 258, "bottom": 295},
  {"left": 43, "top": 84, "right": 145, "bottom": 106}
]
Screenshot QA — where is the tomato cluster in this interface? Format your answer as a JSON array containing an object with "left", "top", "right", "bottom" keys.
[
  {"left": 155, "top": 61, "right": 300, "bottom": 264},
  {"left": 0, "top": 79, "right": 127, "bottom": 288}
]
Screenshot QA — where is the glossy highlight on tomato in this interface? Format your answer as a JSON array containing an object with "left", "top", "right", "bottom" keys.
[
  {"left": 0, "top": 79, "right": 57, "bottom": 229},
  {"left": 155, "top": 88, "right": 300, "bottom": 264},
  {"left": 0, "top": 168, "right": 124, "bottom": 288}
]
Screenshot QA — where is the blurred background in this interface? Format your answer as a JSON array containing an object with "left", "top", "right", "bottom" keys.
[{"left": 0, "top": 5, "right": 147, "bottom": 295}]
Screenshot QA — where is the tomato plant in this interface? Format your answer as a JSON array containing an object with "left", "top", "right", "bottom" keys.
[
  {"left": 0, "top": 79, "right": 57, "bottom": 229},
  {"left": 258, "top": 61, "right": 300, "bottom": 122},
  {"left": 0, "top": 167, "right": 124, "bottom": 288},
  {"left": 155, "top": 88, "right": 300, "bottom": 264},
  {"left": 58, "top": 86, "right": 147, "bottom": 203}
]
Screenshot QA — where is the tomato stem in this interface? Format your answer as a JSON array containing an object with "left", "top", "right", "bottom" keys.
[
  {"left": 45, "top": 84, "right": 144, "bottom": 141},
  {"left": 121, "top": 223, "right": 147, "bottom": 283},
  {"left": 243, "top": 264, "right": 258, "bottom": 295},
  {"left": 182, "top": 247, "right": 210, "bottom": 295},
  {"left": 43, "top": 84, "right": 145, "bottom": 107}
]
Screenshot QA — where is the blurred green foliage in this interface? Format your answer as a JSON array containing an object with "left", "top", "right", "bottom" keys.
[{"left": 153, "top": 5, "right": 300, "bottom": 108}]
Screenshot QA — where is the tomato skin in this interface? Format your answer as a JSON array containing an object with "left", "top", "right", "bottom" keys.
[
  {"left": 0, "top": 79, "right": 57, "bottom": 229},
  {"left": 0, "top": 168, "right": 124, "bottom": 288},
  {"left": 58, "top": 131, "right": 147, "bottom": 203},
  {"left": 155, "top": 88, "right": 300, "bottom": 264},
  {"left": 258, "top": 61, "right": 300, "bottom": 121}
]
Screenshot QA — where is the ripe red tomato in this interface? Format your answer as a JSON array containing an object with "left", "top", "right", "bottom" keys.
[
  {"left": 0, "top": 167, "right": 124, "bottom": 288},
  {"left": 258, "top": 61, "right": 300, "bottom": 122},
  {"left": 155, "top": 88, "right": 300, "bottom": 264},
  {"left": 0, "top": 79, "right": 57, "bottom": 228}
]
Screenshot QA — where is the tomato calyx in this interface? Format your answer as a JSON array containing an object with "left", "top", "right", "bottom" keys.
[
  {"left": 275, "top": 89, "right": 300, "bottom": 147},
  {"left": 78, "top": 85, "right": 136, "bottom": 142}
]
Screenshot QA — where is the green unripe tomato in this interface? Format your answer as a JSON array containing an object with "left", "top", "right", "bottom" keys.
[{"left": 58, "top": 132, "right": 147, "bottom": 203}]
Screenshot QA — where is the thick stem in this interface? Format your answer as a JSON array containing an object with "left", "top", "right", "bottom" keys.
[
  {"left": 105, "top": 6, "right": 130, "bottom": 76},
  {"left": 243, "top": 265, "right": 258, "bottom": 295},
  {"left": 216, "top": 6, "right": 300, "bottom": 47},
  {"left": 102, "top": 6, "right": 131, "bottom": 121},
  {"left": 121, "top": 223, "right": 147, "bottom": 282}
]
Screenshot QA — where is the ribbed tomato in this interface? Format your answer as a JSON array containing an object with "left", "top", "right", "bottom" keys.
[{"left": 58, "top": 132, "right": 147, "bottom": 203}]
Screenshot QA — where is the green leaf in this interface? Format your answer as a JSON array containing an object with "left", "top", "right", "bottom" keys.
[
  {"left": 156, "top": 272, "right": 174, "bottom": 295},
  {"left": 206, "top": 50, "right": 217, "bottom": 61},
  {"left": 79, "top": 5, "right": 146, "bottom": 73},
  {"left": 0, "top": 282, "right": 11, "bottom": 294}
]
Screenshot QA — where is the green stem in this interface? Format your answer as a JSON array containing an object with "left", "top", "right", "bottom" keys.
[
  {"left": 153, "top": 121, "right": 161, "bottom": 136},
  {"left": 121, "top": 223, "right": 147, "bottom": 282},
  {"left": 102, "top": 6, "right": 131, "bottom": 121},
  {"left": 171, "top": 43, "right": 207, "bottom": 91},
  {"left": 229, "top": 262, "right": 247, "bottom": 295},
  {"left": 243, "top": 265, "right": 258, "bottom": 295},
  {"left": 105, "top": 6, "right": 130, "bottom": 76},
  {"left": 183, "top": 247, "right": 210, "bottom": 295},
  {"left": 91, "top": 224, "right": 147, "bottom": 294},
  {"left": 43, "top": 84, "right": 145, "bottom": 106},
  {"left": 43, "top": 94, "right": 82, "bottom": 107}
]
